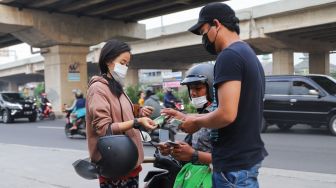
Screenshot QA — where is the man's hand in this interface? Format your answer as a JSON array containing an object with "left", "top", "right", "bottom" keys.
[
  {"left": 157, "top": 143, "right": 171, "bottom": 156},
  {"left": 179, "top": 116, "right": 200, "bottom": 134},
  {"left": 171, "top": 142, "right": 194, "bottom": 162},
  {"left": 140, "top": 106, "right": 154, "bottom": 117},
  {"left": 161, "top": 108, "right": 186, "bottom": 120}
]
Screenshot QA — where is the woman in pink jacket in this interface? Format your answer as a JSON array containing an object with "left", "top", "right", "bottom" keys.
[{"left": 86, "top": 39, "right": 156, "bottom": 188}]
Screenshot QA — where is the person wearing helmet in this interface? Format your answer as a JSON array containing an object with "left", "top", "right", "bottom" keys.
[
  {"left": 65, "top": 89, "right": 82, "bottom": 111},
  {"left": 163, "top": 87, "right": 178, "bottom": 108},
  {"left": 40, "top": 92, "right": 50, "bottom": 114},
  {"left": 68, "top": 89, "right": 86, "bottom": 130},
  {"left": 86, "top": 39, "right": 157, "bottom": 188},
  {"left": 158, "top": 64, "right": 214, "bottom": 187}
]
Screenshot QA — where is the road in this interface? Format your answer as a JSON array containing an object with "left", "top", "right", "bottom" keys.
[
  {"left": 0, "top": 119, "right": 335, "bottom": 174},
  {"left": 1, "top": 118, "right": 336, "bottom": 188}
]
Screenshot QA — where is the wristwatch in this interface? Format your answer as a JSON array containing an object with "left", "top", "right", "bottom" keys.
[
  {"left": 191, "top": 150, "right": 199, "bottom": 163},
  {"left": 133, "top": 118, "right": 141, "bottom": 129}
]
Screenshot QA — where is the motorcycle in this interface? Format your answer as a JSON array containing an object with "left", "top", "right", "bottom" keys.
[
  {"left": 164, "top": 100, "right": 185, "bottom": 112},
  {"left": 64, "top": 109, "right": 86, "bottom": 138},
  {"left": 72, "top": 131, "right": 181, "bottom": 188},
  {"left": 173, "top": 100, "right": 185, "bottom": 112},
  {"left": 143, "top": 149, "right": 181, "bottom": 188},
  {"left": 38, "top": 102, "right": 56, "bottom": 120}
]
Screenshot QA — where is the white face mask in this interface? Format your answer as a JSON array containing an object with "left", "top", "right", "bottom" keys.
[
  {"left": 191, "top": 95, "right": 208, "bottom": 109},
  {"left": 109, "top": 63, "right": 128, "bottom": 86},
  {"left": 114, "top": 63, "right": 128, "bottom": 78}
]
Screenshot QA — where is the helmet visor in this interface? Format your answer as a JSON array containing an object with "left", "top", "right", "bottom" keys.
[{"left": 181, "top": 75, "right": 208, "bottom": 85}]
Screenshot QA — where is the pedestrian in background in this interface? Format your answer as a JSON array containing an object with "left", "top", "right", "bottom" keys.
[
  {"left": 144, "top": 87, "right": 161, "bottom": 119},
  {"left": 138, "top": 91, "right": 145, "bottom": 107}
]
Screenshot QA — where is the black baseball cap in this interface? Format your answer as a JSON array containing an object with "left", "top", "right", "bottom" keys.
[{"left": 188, "top": 2, "right": 236, "bottom": 35}]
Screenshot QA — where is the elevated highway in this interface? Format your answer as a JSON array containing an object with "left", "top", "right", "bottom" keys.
[
  {"left": 0, "top": 0, "right": 220, "bottom": 112},
  {"left": 1, "top": 0, "right": 336, "bottom": 112}
]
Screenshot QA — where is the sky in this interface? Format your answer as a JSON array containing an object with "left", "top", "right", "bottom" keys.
[
  {"left": 139, "top": 0, "right": 280, "bottom": 29},
  {"left": 0, "top": 0, "right": 335, "bottom": 65}
]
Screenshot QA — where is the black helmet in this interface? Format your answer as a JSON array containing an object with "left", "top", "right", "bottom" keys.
[
  {"left": 181, "top": 63, "right": 214, "bottom": 101},
  {"left": 73, "top": 158, "right": 99, "bottom": 180},
  {"left": 97, "top": 134, "right": 138, "bottom": 179}
]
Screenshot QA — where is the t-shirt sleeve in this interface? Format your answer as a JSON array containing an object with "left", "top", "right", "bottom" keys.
[{"left": 213, "top": 49, "right": 243, "bottom": 88}]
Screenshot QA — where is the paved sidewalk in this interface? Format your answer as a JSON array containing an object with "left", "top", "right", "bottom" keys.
[{"left": 0, "top": 143, "right": 335, "bottom": 188}]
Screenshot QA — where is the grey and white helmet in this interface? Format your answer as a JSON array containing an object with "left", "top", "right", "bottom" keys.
[{"left": 180, "top": 63, "right": 214, "bottom": 101}]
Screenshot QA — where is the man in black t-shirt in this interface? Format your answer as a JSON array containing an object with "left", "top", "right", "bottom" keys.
[{"left": 162, "top": 2, "right": 268, "bottom": 188}]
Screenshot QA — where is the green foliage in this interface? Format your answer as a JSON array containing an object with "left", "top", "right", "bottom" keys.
[
  {"left": 125, "top": 84, "right": 140, "bottom": 104},
  {"left": 33, "top": 83, "right": 44, "bottom": 107},
  {"left": 184, "top": 102, "right": 197, "bottom": 113},
  {"left": 330, "top": 72, "right": 336, "bottom": 79},
  {"left": 34, "top": 83, "right": 45, "bottom": 96},
  {"left": 175, "top": 89, "right": 197, "bottom": 113},
  {"left": 156, "top": 91, "right": 164, "bottom": 102},
  {"left": 175, "top": 89, "right": 189, "bottom": 105}
]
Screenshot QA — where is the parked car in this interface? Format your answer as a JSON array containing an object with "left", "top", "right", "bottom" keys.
[
  {"left": 262, "top": 74, "right": 336, "bottom": 136},
  {"left": 0, "top": 92, "right": 37, "bottom": 123}
]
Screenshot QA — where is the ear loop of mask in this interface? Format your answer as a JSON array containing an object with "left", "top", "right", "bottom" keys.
[
  {"left": 211, "top": 21, "right": 220, "bottom": 44},
  {"left": 204, "top": 21, "right": 220, "bottom": 47}
]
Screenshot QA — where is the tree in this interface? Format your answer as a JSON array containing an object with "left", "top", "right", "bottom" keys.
[{"left": 125, "top": 85, "right": 140, "bottom": 104}]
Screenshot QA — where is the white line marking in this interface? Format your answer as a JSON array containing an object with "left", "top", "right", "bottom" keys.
[{"left": 37, "top": 126, "right": 63, "bottom": 130}]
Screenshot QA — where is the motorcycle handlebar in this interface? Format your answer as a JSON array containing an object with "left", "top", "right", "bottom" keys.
[{"left": 143, "top": 157, "right": 155, "bottom": 163}]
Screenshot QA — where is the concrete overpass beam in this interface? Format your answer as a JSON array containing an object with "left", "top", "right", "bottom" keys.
[
  {"left": 42, "top": 45, "right": 89, "bottom": 114},
  {"left": 25, "top": 64, "right": 34, "bottom": 74},
  {"left": 272, "top": 49, "right": 294, "bottom": 75},
  {"left": 0, "top": 5, "right": 145, "bottom": 48},
  {"left": 309, "top": 52, "right": 330, "bottom": 74}
]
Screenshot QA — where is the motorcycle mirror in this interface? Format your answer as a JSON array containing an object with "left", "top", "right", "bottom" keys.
[
  {"left": 72, "top": 158, "right": 99, "bottom": 180},
  {"left": 140, "top": 131, "right": 152, "bottom": 142}
]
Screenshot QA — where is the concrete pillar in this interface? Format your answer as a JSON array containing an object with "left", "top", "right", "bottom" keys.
[
  {"left": 42, "top": 45, "right": 89, "bottom": 114},
  {"left": 125, "top": 68, "right": 139, "bottom": 87},
  {"left": 272, "top": 49, "right": 294, "bottom": 75},
  {"left": 309, "top": 52, "right": 330, "bottom": 74},
  {"left": 170, "top": 68, "right": 188, "bottom": 92},
  {"left": 179, "top": 69, "right": 188, "bottom": 79},
  {"left": 179, "top": 69, "right": 189, "bottom": 93},
  {"left": 7, "top": 82, "right": 18, "bottom": 92},
  {"left": 0, "top": 81, "right": 6, "bottom": 91}
]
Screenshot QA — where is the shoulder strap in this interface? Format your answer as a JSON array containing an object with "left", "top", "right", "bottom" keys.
[{"left": 106, "top": 123, "right": 113, "bottom": 136}]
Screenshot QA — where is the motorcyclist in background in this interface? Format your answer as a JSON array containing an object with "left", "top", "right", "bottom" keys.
[
  {"left": 65, "top": 89, "right": 81, "bottom": 112},
  {"left": 40, "top": 93, "right": 50, "bottom": 114},
  {"left": 163, "top": 88, "right": 178, "bottom": 108},
  {"left": 68, "top": 89, "right": 86, "bottom": 130}
]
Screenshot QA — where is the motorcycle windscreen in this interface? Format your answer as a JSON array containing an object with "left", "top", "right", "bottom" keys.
[{"left": 72, "top": 158, "right": 99, "bottom": 180}]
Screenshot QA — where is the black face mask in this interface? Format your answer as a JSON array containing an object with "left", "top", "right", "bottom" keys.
[{"left": 202, "top": 27, "right": 219, "bottom": 55}]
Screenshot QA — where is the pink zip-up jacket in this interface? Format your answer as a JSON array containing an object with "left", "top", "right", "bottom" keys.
[{"left": 86, "top": 76, "right": 144, "bottom": 168}]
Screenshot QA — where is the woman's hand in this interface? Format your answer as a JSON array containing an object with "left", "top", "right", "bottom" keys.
[
  {"left": 171, "top": 141, "right": 194, "bottom": 162},
  {"left": 140, "top": 106, "right": 154, "bottom": 117},
  {"left": 157, "top": 143, "right": 171, "bottom": 156},
  {"left": 138, "top": 117, "right": 157, "bottom": 130}
]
